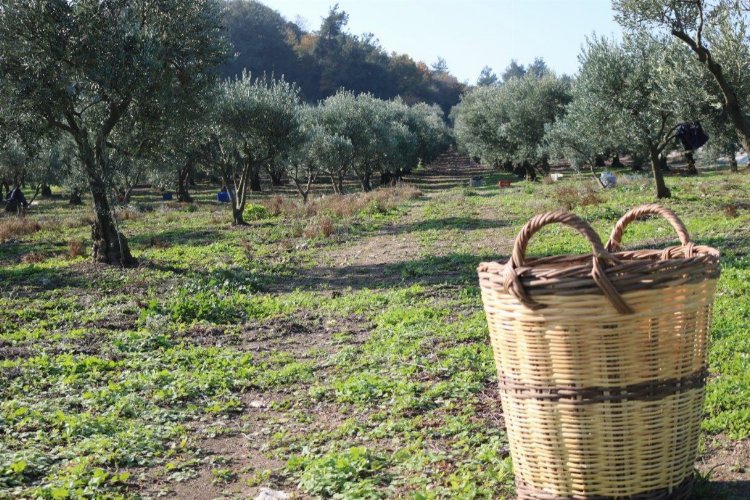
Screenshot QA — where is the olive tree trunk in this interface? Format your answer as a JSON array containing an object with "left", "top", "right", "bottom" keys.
[
  {"left": 73, "top": 129, "right": 134, "bottom": 266},
  {"left": 268, "top": 166, "right": 284, "bottom": 186},
  {"left": 330, "top": 176, "right": 341, "bottom": 195},
  {"left": 685, "top": 151, "right": 698, "bottom": 175},
  {"left": 360, "top": 170, "right": 372, "bottom": 192},
  {"left": 177, "top": 162, "right": 193, "bottom": 202},
  {"left": 221, "top": 158, "right": 254, "bottom": 226},
  {"left": 523, "top": 161, "right": 537, "bottom": 181},
  {"left": 649, "top": 147, "right": 671, "bottom": 199},
  {"left": 69, "top": 189, "right": 83, "bottom": 205},
  {"left": 611, "top": 154, "right": 623, "bottom": 169},
  {"left": 89, "top": 178, "right": 134, "bottom": 265},
  {"left": 249, "top": 168, "right": 262, "bottom": 192},
  {"left": 728, "top": 148, "right": 739, "bottom": 173}
]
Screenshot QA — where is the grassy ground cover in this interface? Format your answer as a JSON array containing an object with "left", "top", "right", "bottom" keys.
[{"left": 1, "top": 165, "right": 749, "bottom": 498}]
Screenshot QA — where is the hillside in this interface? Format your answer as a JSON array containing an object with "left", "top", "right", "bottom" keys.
[{"left": 220, "top": 1, "right": 465, "bottom": 113}]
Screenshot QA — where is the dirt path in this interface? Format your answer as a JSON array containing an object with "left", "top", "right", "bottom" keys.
[
  {"left": 140, "top": 153, "right": 492, "bottom": 499},
  {"left": 271, "top": 152, "right": 497, "bottom": 292},
  {"left": 140, "top": 155, "right": 750, "bottom": 499},
  {"left": 697, "top": 436, "right": 750, "bottom": 497}
]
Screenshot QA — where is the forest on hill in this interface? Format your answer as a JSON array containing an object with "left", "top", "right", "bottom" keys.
[{"left": 220, "top": 0, "right": 465, "bottom": 113}]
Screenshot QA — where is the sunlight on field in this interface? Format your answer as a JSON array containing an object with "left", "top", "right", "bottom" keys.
[{"left": 1, "top": 167, "right": 749, "bottom": 498}]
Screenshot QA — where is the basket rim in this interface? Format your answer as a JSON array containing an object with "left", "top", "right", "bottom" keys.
[
  {"left": 477, "top": 244, "right": 721, "bottom": 303},
  {"left": 478, "top": 243, "right": 720, "bottom": 271}
]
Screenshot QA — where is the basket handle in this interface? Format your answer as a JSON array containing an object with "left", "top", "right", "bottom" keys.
[
  {"left": 505, "top": 210, "right": 633, "bottom": 314},
  {"left": 606, "top": 204, "right": 693, "bottom": 257}
]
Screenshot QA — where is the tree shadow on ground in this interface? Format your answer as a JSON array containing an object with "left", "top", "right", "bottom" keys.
[
  {"left": 696, "top": 479, "right": 750, "bottom": 499},
  {"left": 129, "top": 228, "right": 223, "bottom": 248},
  {"left": 265, "top": 252, "right": 500, "bottom": 293},
  {"left": 392, "top": 216, "right": 510, "bottom": 234},
  {"left": 0, "top": 263, "right": 95, "bottom": 295},
  {"left": 266, "top": 232, "right": 750, "bottom": 294},
  {"left": 0, "top": 239, "right": 70, "bottom": 263}
]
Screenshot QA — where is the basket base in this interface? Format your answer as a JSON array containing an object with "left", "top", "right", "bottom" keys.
[{"left": 516, "top": 473, "right": 694, "bottom": 499}]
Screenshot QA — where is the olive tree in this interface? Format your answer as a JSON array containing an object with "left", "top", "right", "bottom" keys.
[
  {"left": 151, "top": 99, "right": 216, "bottom": 203},
  {"left": 318, "top": 92, "right": 390, "bottom": 192},
  {"left": 453, "top": 73, "right": 571, "bottom": 180},
  {"left": 380, "top": 120, "right": 418, "bottom": 182},
  {"left": 0, "top": 0, "right": 227, "bottom": 265},
  {"left": 566, "top": 35, "right": 709, "bottom": 197},
  {"left": 403, "top": 102, "right": 452, "bottom": 167},
  {"left": 615, "top": 0, "right": 750, "bottom": 156},
  {"left": 0, "top": 123, "right": 65, "bottom": 204},
  {"left": 0, "top": 137, "right": 33, "bottom": 196},
  {"left": 317, "top": 91, "right": 452, "bottom": 191},
  {"left": 545, "top": 88, "right": 627, "bottom": 183},
  {"left": 317, "top": 132, "right": 353, "bottom": 195},
  {"left": 281, "top": 106, "right": 324, "bottom": 203},
  {"left": 203, "top": 74, "right": 301, "bottom": 224}
]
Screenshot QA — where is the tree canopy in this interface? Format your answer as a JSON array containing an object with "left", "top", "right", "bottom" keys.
[
  {"left": 0, "top": 0, "right": 228, "bottom": 264},
  {"left": 220, "top": 1, "right": 465, "bottom": 113},
  {"left": 614, "top": 0, "right": 750, "bottom": 155},
  {"left": 453, "top": 72, "right": 571, "bottom": 180}
]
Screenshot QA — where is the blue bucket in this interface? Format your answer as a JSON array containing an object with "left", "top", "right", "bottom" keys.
[{"left": 217, "top": 191, "right": 230, "bottom": 203}]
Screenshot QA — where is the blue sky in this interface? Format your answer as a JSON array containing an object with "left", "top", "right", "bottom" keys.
[{"left": 265, "top": 0, "right": 623, "bottom": 83}]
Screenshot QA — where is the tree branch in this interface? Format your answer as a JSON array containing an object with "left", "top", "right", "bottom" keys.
[
  {"left": 100, "top": 96, "right": 132, "bottom": 138},
  {"left": 696, "top": 0, "right": 705, "bottom": 47},
  {"left": 47, "top": 117, "right": 73, "bottom": 133},
  {"left": 671, "top": 28, "right": 705, "bottom": 60}
]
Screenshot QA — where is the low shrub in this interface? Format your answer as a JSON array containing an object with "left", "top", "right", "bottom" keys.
[
  {"left": 167, "top": 288, "right": 249, "bottom": 324},
  {"left": 67, "top": 239, "right": 86, "bottom": 259},
  {"left": 209, "top": 212, "right": 225, "bottom": 226},
  {"left": 552, "top": 183, "right": 602, "bottom": 210},
  {"left": 261, "top": 195, "right": 284, "bottom": 216},
  {"left": 244, "top": 203, "right": 270, "bottom": 220},
  {"left": 259, "top": 185, "right": 423, "bottom": 222},
  {"left": 240, "top": 239, "right": 253, "bottom": 261},
  {"left": 724, "top": 204, "right": 740, "bottom": 218},
  {"left": 148, "top": 237, "right": 171, "bottom": 249},
  {"left": 115, "top": 207, "right": 141, "bottom": 221},
  {"left": 304, "top": 217, "right": 336, "bottom": 239},
  {"left": 320, "top": 217, "right": 334, "bottom": 238},
  {"left": 63, "top": 214, "right": 95, "bottom": 229},
  {"left": 163, "top": 211, "right": 180, "bottom": 223},
  {"left": 154, "top": 269, "right": 264, "bottom": 324},
  {"left": 294, "top": 447, "right": 386, "bottom": 498},
  {"left": 20, "top": 252, "right": 46, "bottom": 264},
  {"left": 0, "top": 217, "right": 42, "bottom": 243}
]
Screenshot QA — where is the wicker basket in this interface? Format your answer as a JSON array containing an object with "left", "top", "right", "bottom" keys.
[{"left": 477, "top": 205, "right": 720, "bottom": 499}]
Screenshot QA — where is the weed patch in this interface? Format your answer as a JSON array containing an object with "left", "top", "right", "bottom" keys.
[
  {"left": 551, "top": 183, "right": 603, "bottom": 210},
  {"left": 0, "top": 217, "right": 41, "bottom": 243}
]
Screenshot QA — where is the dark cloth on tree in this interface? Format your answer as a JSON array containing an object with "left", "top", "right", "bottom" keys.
[
  {"left": 5, "top": 187, "right": 28, "bottom": 212},
  {"left": 676, "top": 122, "right": 709, "bottom": 151}
]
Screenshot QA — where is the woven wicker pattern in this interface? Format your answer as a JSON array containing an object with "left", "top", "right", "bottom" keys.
[{"left": 477, "top": 205, "right": 720, "bottom": 499}]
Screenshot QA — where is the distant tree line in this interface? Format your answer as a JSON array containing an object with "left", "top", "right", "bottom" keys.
[
  {"left": 3, "top": 0, "right": 750, "bottom": 268},
  {"left": 454, "top": 0, "right": 750, "bottom": 199},
  {"left": 195, "top": 74, "right": 451, "bottom": 225},
  {"left": 220, "top": 1, "right": 465, "bottom": 114},
  {"left": 0, "top": 0, "right": 451, "bottom": 265}
]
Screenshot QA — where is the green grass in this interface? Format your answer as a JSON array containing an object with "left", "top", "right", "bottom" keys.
[{"left": 1, "top": 172, "right": 749, "bottom": 498}]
